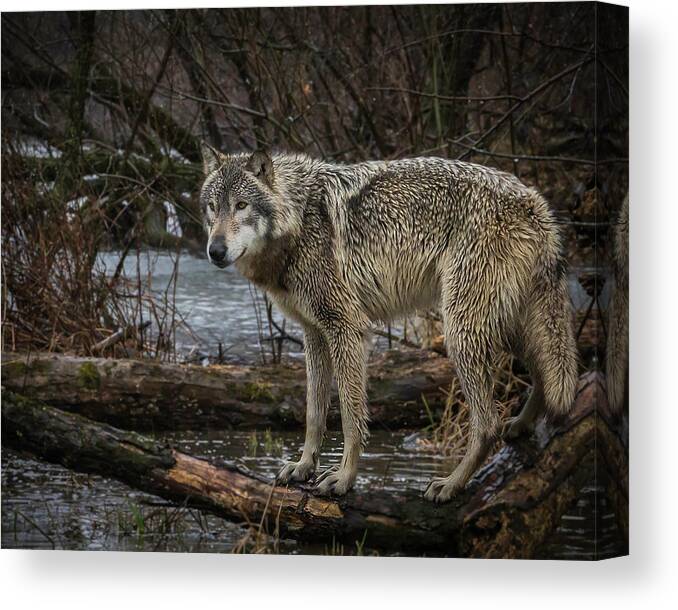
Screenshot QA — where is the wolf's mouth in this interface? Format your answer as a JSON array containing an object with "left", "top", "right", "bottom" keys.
[
  {"left": 233, "top": 247, "right": 247, "bottom": 264},
  {"left": 212, "top": 247, "right": 247, "bottom": 269}
]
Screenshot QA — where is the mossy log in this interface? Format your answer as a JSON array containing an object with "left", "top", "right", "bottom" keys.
[
  {"left": 1, "top": 373, "right": 627, "bottom": 557},
  {"left": 1, "top": 350, "right": 455, "bottom": 431}
]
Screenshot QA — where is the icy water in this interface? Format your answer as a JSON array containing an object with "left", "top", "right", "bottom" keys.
[{"left": 2, "top": 251, "right": 623, "bottom": 557}]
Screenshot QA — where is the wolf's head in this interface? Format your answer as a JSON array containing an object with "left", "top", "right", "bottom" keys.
[{"left": 199, "top": 145, "right": 292, "bottom": 268}]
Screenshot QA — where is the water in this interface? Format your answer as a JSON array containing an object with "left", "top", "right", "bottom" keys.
[
  {"left": 2, "top": 429, "right": 625, "bottom": 558},
  {"left": 1, "top": 449, "right": 249, "bottom": 553},
  {"left": 1, "top": 430, "right": 453, "bottom": 555},
  {"left": 96, "top": 249, "right": 305, "bottom": 363}
]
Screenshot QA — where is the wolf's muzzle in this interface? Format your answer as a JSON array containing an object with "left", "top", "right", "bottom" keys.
[{"left": 208, "top": 236, "right": 228, "bottom": 267}]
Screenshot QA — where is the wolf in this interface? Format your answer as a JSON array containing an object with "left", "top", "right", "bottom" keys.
[
  {"left": 605, "top": 193, "right": 629, "bottom": 413},
  {"left": 199, "top": 145, "right": 579, "bottom": 503}
]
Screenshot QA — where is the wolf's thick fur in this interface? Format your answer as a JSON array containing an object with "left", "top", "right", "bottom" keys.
[
  {"left": 606, "top": 193, "right": 629, "bottom": 413},
  {"left": 199, "top": 146, "right": 579, "bottom": 503}
]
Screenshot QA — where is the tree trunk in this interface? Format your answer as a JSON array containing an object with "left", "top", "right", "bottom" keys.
[
  {"left": 171, "top": 11, "right": 223, "bottom": 151},
  {"left": 1, "top": 350, "right": 455, "bottom": 431},
  {"left": 61, "top": 11, "right": 96, "bottom": 192},
  {"left": 1, "top": 372, "right": 628, "bottom": 557}
]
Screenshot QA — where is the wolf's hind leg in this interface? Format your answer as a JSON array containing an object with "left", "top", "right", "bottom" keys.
[
  {"left": 425, "top": 260, "right": 505, "bottom": 503},
  {"left": 504, "top": 335, "right": 546, "bottom": 439},
  {"left": 314, "top": 326, "right": 368, "bottom": 497},
  {"left": 504, "top": 379, "right": 544, "bottom": 439},
  {"left": 424, "top": 348, "right": 499, "bottom": 503},
  {"left": 277, "top": 326, "right": 332, "bottom": 484}
]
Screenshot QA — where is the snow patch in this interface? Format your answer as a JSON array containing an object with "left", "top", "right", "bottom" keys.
[
  {"left": 66, "top": 196, "right": 89, "bottom": 221},
  {"left": 15, "top": 137, "right": 62, "bottom": 158},
  {"left": 37, "top": 181, "right": 56, "bottom": 194},
  {"left": 164, "top": 147, "right": 190, "bottom": 164},
  {"left": 163, "top": 200, "right": 183, "bottom": 237}
]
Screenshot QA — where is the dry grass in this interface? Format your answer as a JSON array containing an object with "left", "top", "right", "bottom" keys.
[
  {"left": 231, "top": 481, "right": 284, "bottom": 554},
  {"left": 1, "top": 152, "right": 188, "bottom": 360},
  {"left": 418, "top": 353, "right": 531, "bottom": 459}
]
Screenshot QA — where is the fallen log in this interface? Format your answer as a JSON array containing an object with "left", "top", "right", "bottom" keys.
[
  {"left": 1, "top": 373, "right": 628, "bottom": 557},
  {"left": 1, "top": 350, "right": 454, "bottom": 431}
]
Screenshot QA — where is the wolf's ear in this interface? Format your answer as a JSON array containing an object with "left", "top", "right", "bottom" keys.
[
  {"left": 245, "top": 150, "right": 274, "bottom": 189},
  {"left": 201, "top": 142, "right": 225, "bottom": 175}
]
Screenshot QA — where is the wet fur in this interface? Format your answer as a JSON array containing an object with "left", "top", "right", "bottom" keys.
[
  {"left": 200, "top": 147, "right": 579, "bottom": 502},
  {"left": 605, "top": 193, "right": 629, "bottom": 413}
]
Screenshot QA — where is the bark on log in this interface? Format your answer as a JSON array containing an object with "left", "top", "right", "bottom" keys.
[
  {"left": 1, "top": 373, "right": 628, "bottom": 557},
  {"left": 1, "top": 350, "right": 455, "bottom": 431}
]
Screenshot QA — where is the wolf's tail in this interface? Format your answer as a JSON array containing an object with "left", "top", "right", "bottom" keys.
[{"left": 524, "top": 232, "right": 580, "bottom": 416}]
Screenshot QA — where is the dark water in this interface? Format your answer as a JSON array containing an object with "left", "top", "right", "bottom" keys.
[
  {"left": 96, "top": 249, "right": 304, "bottom": 363},
  {"left": 2, "top": 428, "right": 625, "bottom": 558},
  {"left": 1, "top": 430, "right": 452, "bottom": 555}
]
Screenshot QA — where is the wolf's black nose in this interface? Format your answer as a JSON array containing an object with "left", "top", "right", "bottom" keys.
[{"left": 208, "top": 237, "right": 227, "bottom": 265}]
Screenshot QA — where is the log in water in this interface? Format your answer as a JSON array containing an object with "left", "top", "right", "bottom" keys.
[
  {"left": 1, "top": 350, "right": 454, "bottom": 431},
  {"left": 1, "top": 373, "right": 628, "bottom": 557}
]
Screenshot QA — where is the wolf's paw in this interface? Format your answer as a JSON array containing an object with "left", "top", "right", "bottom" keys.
[
  {"left": 276, "top": 459, "right": 316, "bottom": 485},
  {"left": 313, "top": 465, "right": 356, "bottom": 497},
  {"left": 503, "top": 415, "right": 535, "bottom": 440},
  {"left": 423, "top": 476, "right": 463, "bottom": 504}
]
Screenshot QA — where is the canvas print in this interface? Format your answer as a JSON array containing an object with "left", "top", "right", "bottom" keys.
[{"left": 1, "top": 2, "right": 628, "bottom": 559}]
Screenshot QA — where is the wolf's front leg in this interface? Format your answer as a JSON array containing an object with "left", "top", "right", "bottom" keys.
[
  {"left": 277, "top": 327, "right": 332, "bottom": 484},
  {"left": 314, "top": 327, "right": 368, "bottom": 496}
]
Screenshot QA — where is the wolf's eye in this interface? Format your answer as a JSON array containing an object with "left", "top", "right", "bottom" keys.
[{"left": 235, "top": 201, "right": 248, "bottom": 211}]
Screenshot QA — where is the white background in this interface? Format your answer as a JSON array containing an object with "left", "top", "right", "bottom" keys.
[{"left": 1, "top": 0, "right": 676, "bottom": 608}]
